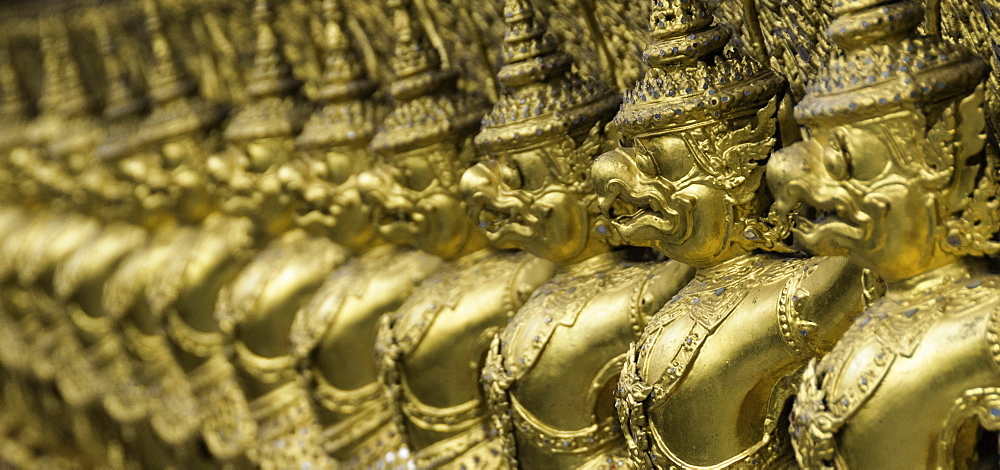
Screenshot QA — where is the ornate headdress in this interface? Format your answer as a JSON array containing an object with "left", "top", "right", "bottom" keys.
[
  {"left": 613, "top": 0, "right": 783, "bottom": 139},
  {"left": 795, "top": 1, "right": 984, "bottom": 124},
  {"left": 610, "top": 0, "right": 791, "bottom": 251},
  {"left": 475, "top": 0, "right": 620, "bottom": 154},
  {"left": 370, "top": 0, "right": 487, "bottom": 159},
  {"left": 295, "top": 0, "right": 379, "bottom": 150},
  {"left": 138, "top": 0, "right": 224, "bottom": 147},
  {"left": 222, "top": 0, "right": 308, "bottom": 143}
]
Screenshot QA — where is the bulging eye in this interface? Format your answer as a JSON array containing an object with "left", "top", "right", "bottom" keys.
[
  {"left": 634, "top": 149, "right": 659, "bottom": 176},
  {"left": 310, "top": 160, "right": 328, "bottom": 178},
  {"left": 823, "top": 130, "right": 851, "bottom": 181},
  {"left": 499, "top": 163, "right": 522, "bottom": 189}
]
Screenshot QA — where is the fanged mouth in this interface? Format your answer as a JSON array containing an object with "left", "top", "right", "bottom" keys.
[
  {"left": 795, "top": 202, "right": 850, "bottom": 232},
  {"left": 477, "top": 209, "right": 508, "bottom": 233},
  {"left": 379, "top": 207, "right": 421, "bottom": 226},
  {"left": 296, "top": 207, "right": 337, "bottom": 229},
  {"left": 476, "top": 208, "right": 531, "bottom": 233},
  {"left": 601, "top": 188, "right": 676, "bottom": 235},
  {"left": 605, "top": 197, "right": 643, "bottom": 224},
  {"left": 791, "top": 198, "right": 868, "bottom": 248},
  {"left": 471, "top": 198, "right": 537, "bottom": 235}
]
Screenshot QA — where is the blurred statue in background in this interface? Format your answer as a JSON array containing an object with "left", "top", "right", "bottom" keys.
[{"left": 363, "top": 0, "right": 556, "bottom": 467}]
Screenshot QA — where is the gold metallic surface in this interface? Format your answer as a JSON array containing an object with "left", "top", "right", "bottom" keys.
[
  {"left": 465, "top": 1, "right": 695, "bottom": 468},
  {"left": 768, "top": 1, "right": 1000, "bottom": 468},
  {"left": 590, "top": 1, "right": 874, "bottom": 467},
  {"left": 0, "top": 0, "right": 999, "bottom": 468}
]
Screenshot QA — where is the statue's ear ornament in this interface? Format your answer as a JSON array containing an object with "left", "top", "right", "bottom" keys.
[
  {"left": 939, "top": 86, "right": 1000, "bottom": 257},
  {"left": 695, "top": 97, "right": 778, "bottom": 193}
]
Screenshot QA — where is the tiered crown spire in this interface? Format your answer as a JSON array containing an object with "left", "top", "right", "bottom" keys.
[
  {"left": 475, "top": 0, "right": 620, "bottom": 153},
  {"left": 795, "top": 0, "right": 985, "bottom": 123},
  {"left": 223, "top": 0, "right": 307, "bottom": 143},
  {"left": 143, "top": 0, "right": 194, "bottom": 105},
  {"left": 0, "top": 36, "right": 26, "bottom": 121},
  {"left": 138, "top": 0, "right": 224, "bottom": 147},
  {"left": 95, "top": 15, "right": 146, "bottom": 122},
  {"left": 296, "top": 0, "right": 379, "bottom": 149},
  {"left": 614, "top": 0, "right": 783, "bottom": 138},
  {"left": 0, "top": 34, "right": 28, "bottom": 152},
  {"left": 245, "top": 0, "right": 300, "bottom": 100},
  {"left": 47, "top": 17, "right": 102, "bottom": 159},
  {"left": 36, "top": 19, "right": 64, "bottom": 118},
  {"left": 371, "top": 0, "right": 487, "bottom": 155},
  {"left": 94, "top": 14, "right": 149, "bottom": 161},
  {"left": 25, "top": 18, "right": 64, "bottom": 147},
  {"left": 52, "top": 18, "right": 91, "bottom": 119}
]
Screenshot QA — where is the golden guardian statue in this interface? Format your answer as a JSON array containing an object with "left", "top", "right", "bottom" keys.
[
  {"left": 769, "top": 0, "right": 1000, "bottom": 467},
  {"left": 591, "top": 0, "right": 875, "bottom": 467},
  {"left": 363, "top": 0, "right": 556, "bottom": 467},
  {"left": 464, "top": 0, "right": 694, "bottom": 467},
  {"left": 1, "top": 0, "right": 999, "bottom": 468},
  {"left": 287, "top": 0, "right": 444, "bottom": 467}
]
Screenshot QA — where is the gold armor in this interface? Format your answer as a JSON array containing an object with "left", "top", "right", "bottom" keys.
[
  {"left": 463, "top": 0, "right": 695, "bottom": 467},
  {"left": 362, "top": 1, "right": 555, "bottom": 467},
  {"left": 590, "top": 0, "right": 874, "bottom": 467},
  {"left": 769, "top": 0, "right": 1000, "bottom": 467}
]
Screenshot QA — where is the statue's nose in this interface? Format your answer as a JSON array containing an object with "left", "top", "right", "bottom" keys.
[
  {"left": 592, "top": 147, "right": 637, "bottom": 215},
  {"left": 357, "top": 168, "right": 392, "bottom": 205},
  {"left": 591, "top": 147, "right": 634, "bottom": 193},
  {"left": 766, "top": 140, "right": 823, "bottom": 214},
  {"left": 459, "top": 162, "right": 499, "bottom": 203}
]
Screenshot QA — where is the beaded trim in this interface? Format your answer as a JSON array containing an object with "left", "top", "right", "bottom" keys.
[
  {"left": 233, "top": 341, "right": 297, "bottom": 385},
  {"left": 165, "top": 309, "right": 224, "bottom": 359},
  {"left": 510, "top": 393, "right": 620, "bottom": 455},
  {"left": 313, "top": 372, "right": 382, "bottom": 414}
]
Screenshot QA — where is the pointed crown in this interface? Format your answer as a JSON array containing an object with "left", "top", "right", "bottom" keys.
[
  {"left": 0, "top": 34, "right": 29, "bottom": 151},
  {"left": 475, "top": 0, "right": 620, "bottom": 153},
  {"left": 615, "top": 0, "right": 783, "bottom": 138},
  {"left": 95, "top": 14, "right": 147, "bottom": 122},
  {"left": 296, "top": 0, "right": 379, "bottom": 149},
  {"left": 25, "top": 18, "right": 65, "bottom": 146},
  {"left": 138, "top": 0, "right": 225, "bottom": 147},
  {"left": 93, "top": 15, "right": 149, "bottom": 161},
  {"left": 52, "top": 17, "right": 92, "bottom": 119},
  {"left": 795, "top": 0, "right": 985, "bottom": 124},
  {"left": 47, "top": 17, "right": 103, "bottom": 159},
  {"left": 223, "top": 0, "right": 307, "bottom": 143},
  {"left": 371, "top": 0, "right": 487, "bottom": 155}
]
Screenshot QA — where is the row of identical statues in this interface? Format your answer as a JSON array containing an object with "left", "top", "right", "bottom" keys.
[{"left": 0, "top": 0, "right": 998, "bottom": 468}]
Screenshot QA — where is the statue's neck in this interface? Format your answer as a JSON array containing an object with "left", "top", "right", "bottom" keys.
[
  {"left": 559, "top": 250, "right": 625, "bottom": 276},
  {"left": 886, "top": 260, "right": 980, "bottom": 296},
  {"left": 694, "top": 252, "right": 762, "bottom": 280}
]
